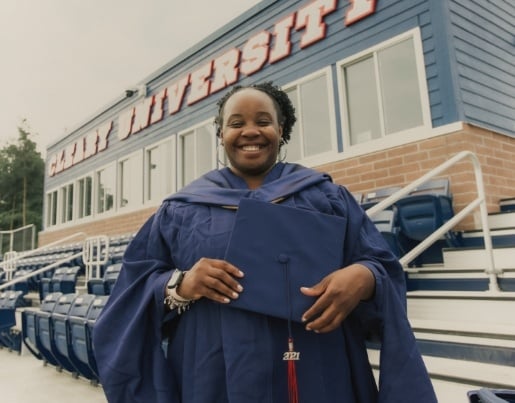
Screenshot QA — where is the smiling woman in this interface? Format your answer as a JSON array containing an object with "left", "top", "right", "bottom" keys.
[{"left": 92, "top": 81, "right": 436, "bottom": 403}]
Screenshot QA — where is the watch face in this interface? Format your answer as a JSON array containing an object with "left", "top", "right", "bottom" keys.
[{"left": 168, "top": 270, "right": 184, "bottom": 288}]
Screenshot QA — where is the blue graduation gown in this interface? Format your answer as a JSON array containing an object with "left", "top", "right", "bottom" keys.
[{"left": 93, "top": 162, "right": 437, "bottom": 403}]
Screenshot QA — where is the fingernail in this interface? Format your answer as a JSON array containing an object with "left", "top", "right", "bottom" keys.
[
  {"left": 237, "top": 285, "right": 243, "bottom": 292},
  {"left": 232, "top": 292, "right": 239, "bottom": 298},
  {"left": 223, "top": 298, "right": 230, "bottom": 303}
]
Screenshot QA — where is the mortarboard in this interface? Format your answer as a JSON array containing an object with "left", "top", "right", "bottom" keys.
[{"left": 224, "top": 198, "right": 346, "bottom": 323}]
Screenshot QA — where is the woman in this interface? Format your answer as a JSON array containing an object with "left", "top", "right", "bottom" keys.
[{"left": 93, "top": 82, "right": 436, "bottom": 402}]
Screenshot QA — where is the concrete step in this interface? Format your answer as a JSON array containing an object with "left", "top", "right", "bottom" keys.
[
  {"left": 368, "top": 349, "right": 515, "bottom": 390},
  {"left": 407, "top": 290, "right": 515, "bottom": 328},
  {"left": 442, "top": 246, "right": 515, "bottom": 270},
  {"left": 488, "top": 210, "right": 515, "bottom": 229}
]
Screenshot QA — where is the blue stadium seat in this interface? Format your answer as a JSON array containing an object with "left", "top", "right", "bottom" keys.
[
  {"left": 395, "top": 178, "right": 460, "bottom": 265},
  {"left": 65, "top": 294, "right": 97, "bottom": 381},
  {"left": 52, "top": 266, "right": 81, "bottom": 294},
  {"left": 84, "top": 295, "right": 109, "bottom": 379},
  {"left": 48, "top": 293, "right": 79, "bottom": 375},
  {"left": 87, "top": 262, "right": 122, "bottom": 295},
  {"left": 39, "top": 267, "right": 67, "bottom": 300},
  {"left": 21, "top": 306, "right": 44, "bottom": 360},
  {"left": 361, "top": 186, "right": 402, "bottom": 210},
  {"left": 33, "top": 292, "right": 63, "bottom": 367},
  {"left": 0, "top": 291, "right": 24, "bottom": 351},
  {"left": 371, "top": 209, "right": 400, "bottom": 257}
]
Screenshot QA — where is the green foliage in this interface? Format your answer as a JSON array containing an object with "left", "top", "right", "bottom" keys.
[{"left": 0, "top": 124, "right": 44, "bottom": 233}]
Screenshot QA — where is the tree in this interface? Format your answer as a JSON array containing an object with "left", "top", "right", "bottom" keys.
[{"left": 0, "top": 123, "right": 45, "bottom": 234}]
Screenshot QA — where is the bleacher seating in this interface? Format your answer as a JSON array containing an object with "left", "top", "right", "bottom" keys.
[
  {"left": 395, "top": 178, "right": 460, "bottom": 265},
  {"left": 47, "top": 293, "right": 79, "bottom": 375},
  {"left": 63, "top": 294, "right": 97, "bottom": 380},
  {"left": 361, "top": 186, "right": 402, "bottom": 210},
  {"left": 87, "top": 262, "right": 122, "bottom": 295},
  {"left": 361, "top": 178, "right": 460, "bottom": 265},
  {"left": 0, "top": 290, "right": 25, "bottom": 351},
  {"left": 52, "top": 266, "right": 81, "bottom": 294},
  {"left": 68, "top": 295, "right": 109, "bottom": 382},
  {"left": 32, "top": 292, "right": 63, "bottom": 367}
]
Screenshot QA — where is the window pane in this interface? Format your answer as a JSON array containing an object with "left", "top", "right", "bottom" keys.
[
  {"left": 182, "top": 133, "right": 195, "bottom": 186},
  {"left": 120, "top": 154, "right": 142, "bottom": 208},
  {"left": 97, "top": 165, "right": 115, "bottom": 214},
  {"left": 147, "top": 147, "right": 160, "bottom": 202},
  {"left": 345, "top": 57, "right": 381, "bottom": 145},
  {"left": 67, "top": 185, "right": 73, "bottom": 222},
  {"left": 285, "top": 87, "right": 302, "bottom": 162},
  {"left": 197, "top": 125, "right": 214, "bottom": 177},
  {"left": 300, "top": 75, "right": 332, "bottom": 156},
  {"left": 378, "top": 38, "right": 423, "bottom": 134}
]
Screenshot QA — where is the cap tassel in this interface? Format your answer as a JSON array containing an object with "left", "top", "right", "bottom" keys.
[
  {"left": 287, "top": 337, "right": 299, "bottom": 403},
  {"left": 279, "top": 254, "right": 300, "bottom": 403}
]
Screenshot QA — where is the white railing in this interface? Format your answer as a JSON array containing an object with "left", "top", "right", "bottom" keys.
[
  {"left": 82, "top": 236, "right": 110, "bottom": 282},
  {"left": 366, "top": 150, "right": 499, "bottom": 292},
  {"left": 0, "top": 232, "right": 86, "bottom": 291}
]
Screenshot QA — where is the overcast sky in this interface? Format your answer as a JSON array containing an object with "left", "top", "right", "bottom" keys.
[{"left": 0, "top": 0, "right": 261, "bottom": 154}]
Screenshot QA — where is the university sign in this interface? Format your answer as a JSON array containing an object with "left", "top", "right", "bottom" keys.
[{"left": 48, "top": 0, "right": 377, "bottom": 177}]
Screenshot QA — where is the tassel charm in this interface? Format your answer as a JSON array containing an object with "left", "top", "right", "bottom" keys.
[{"left": 283, "top": 337, "right": 300, "bottom": 403}]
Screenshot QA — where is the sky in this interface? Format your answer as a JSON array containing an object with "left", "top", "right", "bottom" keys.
[{"left": 0, "top": 0, "right": 261, "bottom": 154}]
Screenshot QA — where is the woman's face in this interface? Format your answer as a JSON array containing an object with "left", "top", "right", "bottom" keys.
[{"left": 220, "top": 88, "right": 283, "bottom": 187}]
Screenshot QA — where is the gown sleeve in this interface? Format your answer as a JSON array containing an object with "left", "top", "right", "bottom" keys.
[
  {"left": 331, "top": 186, "right": 437, "bottom": 403},
  {"left": 92, "top": 202, "right": 181, "bottom": 403}
]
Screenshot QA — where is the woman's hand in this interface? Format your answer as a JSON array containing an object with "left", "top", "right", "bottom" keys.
[
  {"left": 176, "top": 258, "right": 244, "bottom": 304},
  {"left": 300, "top": 264, "right": 375, "bottom": 333}
]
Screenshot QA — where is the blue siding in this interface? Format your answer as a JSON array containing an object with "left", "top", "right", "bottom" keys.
[
  {"left": 45, "top": 0, "right": 515, "bottom": 192},
  {"left": 449, "top": 0, "right": 515, "bottom": 136}
]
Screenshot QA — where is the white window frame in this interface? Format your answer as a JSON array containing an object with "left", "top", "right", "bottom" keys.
[
  {"left": 58, "top": 181, "right": 74, "bottom": 225},
  {"left": 94, "top": 162, "right": 117, "bottom": 217},
  {"left": 45, "top": 189, "right": 58, "bottom": 228},
  {"left": 177, "top": 119, "right": 218, "bottom": 189},
  {"left": 282, "top": 67, "right": 339, "bottom": 167},
  {"left": 336, "top": 27, "right": 432, "bottom": 156},
  {"left": 76, "top": 174, "right": 94, "bottom": 222},
  {"left": 143, "top": 136, "right": 177, "bottom": 206},
  {"left": 118, "top": 150, "right": 144, "bottom": 211}
]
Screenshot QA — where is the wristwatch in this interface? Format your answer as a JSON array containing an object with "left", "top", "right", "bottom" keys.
[{"left": 164, "top": 269, "right": 194, "bottom": 313}]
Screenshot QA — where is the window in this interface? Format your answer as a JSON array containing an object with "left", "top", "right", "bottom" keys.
[
  {"left": 284, "top": 71, "right": 336, "bottom": 162},
  {"left": 59, "top": 183, "right": 74, "bottom": 223},
  {"left": 145, "top": 138, "right": 175, "bottom": 203},
  {"left": 96, "top": 164, "right": 116, "bottom": 214},
  {"left": 77, "top": 176, "right": 92, "bottom": 219},
  {"left": 119, "top": 152, "right": 143, "bottom": 209},
  {"left": 339, "top": 30, "right": 428, "bottom": 146},
  {"left": 46, "top": 190, "right": 58, "bottom": 227},
  {"left": 179, "top": 122, "right": 216, "bottom": 188}
]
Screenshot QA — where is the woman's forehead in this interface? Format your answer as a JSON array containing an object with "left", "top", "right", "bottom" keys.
[{"left": 224, "top": 88, "right": 276, "bottom": 113}]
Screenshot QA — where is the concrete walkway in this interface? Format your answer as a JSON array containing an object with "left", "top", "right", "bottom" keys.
[{"left": 0, "top": 347, "right": 107, "bottom": 403}]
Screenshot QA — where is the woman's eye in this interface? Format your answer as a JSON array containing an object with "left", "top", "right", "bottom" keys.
[
  {"left": 257, "top": 120, "right": 271, "bottom": 126},
  {"left": 228, "top": 121, "right": 243, "bottom": 128}
]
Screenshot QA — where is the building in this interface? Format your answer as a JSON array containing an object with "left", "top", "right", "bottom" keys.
[{"left": 40, "top": 0, "right": 515, "bottom": 245}]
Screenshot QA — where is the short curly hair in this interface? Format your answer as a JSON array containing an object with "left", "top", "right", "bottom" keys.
[{"left": 214, "top": 81, "right": 296, "bottom": 146}]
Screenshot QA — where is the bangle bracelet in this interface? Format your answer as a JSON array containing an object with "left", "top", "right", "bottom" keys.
[{"left": 164, "top": 294, "right": 194, "bottom": 314}]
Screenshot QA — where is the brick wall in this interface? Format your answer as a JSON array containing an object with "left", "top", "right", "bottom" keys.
[
  {"left": 319, "top": 124, "right": 515, "bottom": 229},
  {"left": 38, "top": 206, "right": 157, "bottom": 246},
  {"left": 38, "top": 124, "right": 515, "bottom": 246}
]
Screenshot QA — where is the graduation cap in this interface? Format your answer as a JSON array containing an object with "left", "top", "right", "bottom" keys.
[{"left": 224, "top": 198, "right": 346, "bottom": 323}]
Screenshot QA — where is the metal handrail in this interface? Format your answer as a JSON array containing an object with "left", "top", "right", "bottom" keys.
[
  {"left": 366, "top": 150, "right": 498, "bottom": 292},
  {"left": 0, "top": 232, "right": 87, "bottom": 291}
]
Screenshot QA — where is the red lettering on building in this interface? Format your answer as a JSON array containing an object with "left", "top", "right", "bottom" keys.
[
  {"left": 345, "top": 0, "right": 377, "bottom": 26},
  {"left": 296, "top": 0, "right": 337, "bottom": 49},
  {"left": 49, "top": 0, "right": 377, "bottom": 177},
  {"left": 269, "top": 14, "right": 296, "bottom": 64}
]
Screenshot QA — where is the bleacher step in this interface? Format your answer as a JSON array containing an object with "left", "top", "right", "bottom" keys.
[
  {"left": 442, "top": 246, "right": 515, "bottom": 270},
  {"left": 368, "top": 349, "right": 515, "bottom": 389}
]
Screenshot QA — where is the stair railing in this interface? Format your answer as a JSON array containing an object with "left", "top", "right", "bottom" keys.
[
  {"left": 365, "top": 150, "right": 498, "bottom": 292},
  {"left": 0, "top": 232, "right": 86, "bottom": 291}
]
